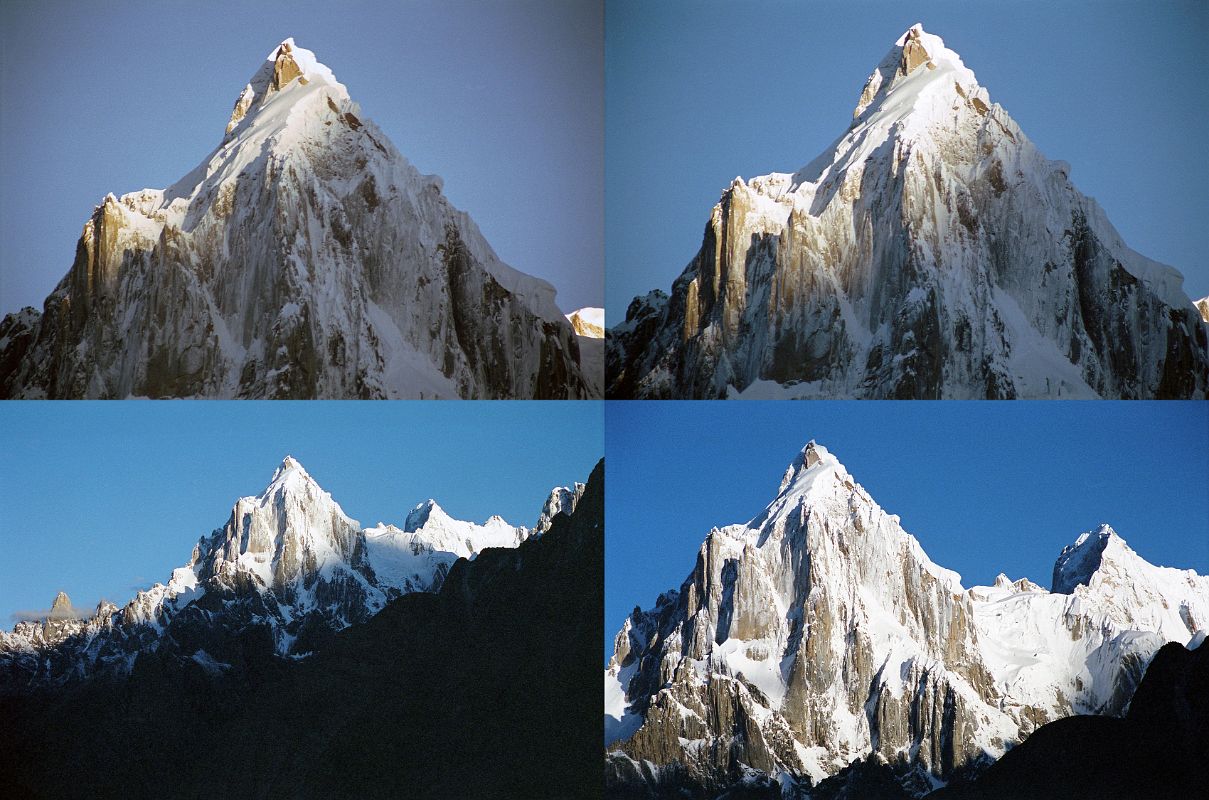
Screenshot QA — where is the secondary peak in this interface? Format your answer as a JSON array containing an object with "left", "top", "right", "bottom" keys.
[
  {"left": 404, "top": 499, "right": 450, "bottom": 533},
  {"left": 1052, "top": 524, "right": 1127, "bottom": 593}
]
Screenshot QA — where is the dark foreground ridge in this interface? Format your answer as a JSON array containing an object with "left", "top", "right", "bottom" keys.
[
  {"left": 0, "top": 460, "right": 603, "bottom": 800},
  {"left": 926, "top": 639, "right": 1208, "bottom": 800}
]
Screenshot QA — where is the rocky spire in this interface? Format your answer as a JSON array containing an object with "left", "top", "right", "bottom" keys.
[
  {"left": 897, "top": 24, "right": 933, "bottom": 77},
  {"left": 534, "top": 482, "right": 586, "bottom": 534},
  {"left": 225, "top": 84, "right": 255, "bottom": 135},
  {"left": 48, "top": 591, "right": 73, "bottom": 619},
  {"left": 268, "top": 39, "right": 305, "bottom": 91}
]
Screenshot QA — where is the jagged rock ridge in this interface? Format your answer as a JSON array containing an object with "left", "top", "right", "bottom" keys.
[
  {"left": 0, "top": 456, "right": 582, "bottom": 691},
  {"left": 607, "top": 25, "right": 1209, "bottom": 399},
  {"left": 604, "top": 441, "right": 1209, "bottom": 798},
  {"left": 0, "top": 38, "right": 599, "bottom": 399}
]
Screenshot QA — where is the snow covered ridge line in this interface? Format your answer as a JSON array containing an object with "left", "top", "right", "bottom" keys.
[
  {"left": 0, "top": 38, "right": 600, "bottom": 399},
  {"left": 607, "top": 23, "right": 1209, "bottom": 399},
  {"left": 0, "top": 457, "right": 587, "bottom": 690},
  {"left": 604, "top": 441, "right": 1209, "bottom": 797}
]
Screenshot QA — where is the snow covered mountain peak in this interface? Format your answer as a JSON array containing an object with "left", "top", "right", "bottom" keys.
[
  {"left": 1048, "top": 525, "right": 1208, "bottom": 643},
  {"left": 270, "top": 454, "right": 310, "bottom": 481},
  {"left": 404, "top": 499, "right": 451, "bottom": 533},
  {"left": 256, "top": 456, "right": 336, "bottom": 514},
  {"left": 190, "top": 458, "right": 361, "bottom": 597},
  {"left": 776, "top": 439, "right": 843, "bottom": 493},
  {"left": 846, "top": 22, "right": 976, "bottom": 122},
  {"left": 396, "top": 498, "right": 529, "bottom": 554},
  {"left": 0, "top": 38, "right": 599, "bottom": 399},
  {"left": 607, "top": 448, "right": 1209, "bottom": 794},
  {"left": 256, "top": 38, "right": 340, "bottom": 92},
  {"left": 1052, "top": 523, "right": 1132, "bottom": 593},
  {"left": 607, "top": 24, "right": 1209, "bottom": 399}
]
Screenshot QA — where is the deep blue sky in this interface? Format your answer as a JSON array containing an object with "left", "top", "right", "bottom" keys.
[
  {"left": 606, "top": 0, "right": 1209, "bottom": 322},
  {"left": 0, "top": 0, "right": 602, "bottom": 317},
  {"left": 0, "top": 402, "right": 602, "bottom": 622},
  {"left": 605, "top": 402, "right": 1209, "bottom": 659}
]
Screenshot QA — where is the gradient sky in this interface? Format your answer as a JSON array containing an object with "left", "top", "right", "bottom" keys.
[
  {"left": 605, "top": 401, "right": 1209, "bottom": 660},
  {"left": 0, "top": 401, "right": 602, "bottom": 622},
  {"left": 0, "top": 0, "right": 602, "bottom": 317},
  {"left": 606, "top": 0, "right": 1209, "bottom": 322}
]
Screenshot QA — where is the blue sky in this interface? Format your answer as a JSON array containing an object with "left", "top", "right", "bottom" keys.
[
  {"left": 0, "top": 0, "right": 602, "bottom": 317},
  {"left": 605, "top": 401, "right": 1209, "bottom": 659},
  {"left": 0, "top": 402, "right": 602, "bottom": 622},
  {"left": 606, "top": 0, "right": 1209, "bottom": 322}
]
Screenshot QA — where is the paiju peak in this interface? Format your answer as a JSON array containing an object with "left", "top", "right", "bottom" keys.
[
  {"left": 607, "top": 24, "right": 1209, "bottom": 399},
  {"left": 606, "top": 440, "right": 1209, "bottom": 796},
  {"left": 0, "top": 38, "right": 600, "bottom": 399}
]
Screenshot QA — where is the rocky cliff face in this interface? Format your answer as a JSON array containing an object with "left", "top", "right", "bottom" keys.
[
  {"left": 0, "top": 457, "right": 581, "bottom": 692},
  {"left": 0, "top": 39, "right": 598, "bottom": 399},
  {"left": 607, "top": 25, "right": 1209, "bottom": 399},
  {"left": 604, "top": 442, "right": 1209, "bottom": 797}
]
